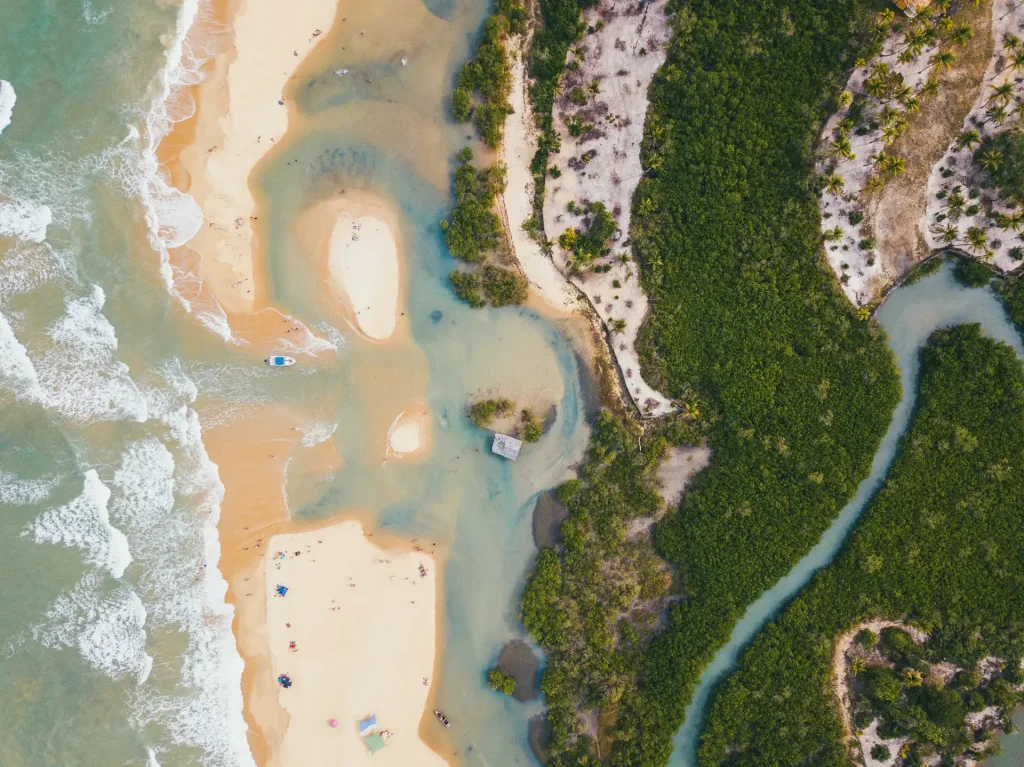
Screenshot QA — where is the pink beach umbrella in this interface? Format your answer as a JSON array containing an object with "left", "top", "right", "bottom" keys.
[{"left": 328, "top": 718, "right": 338, "bottom": 728}]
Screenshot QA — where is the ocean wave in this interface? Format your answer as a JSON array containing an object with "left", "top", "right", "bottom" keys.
[
  {"left": 0, "top": 471, "right": 59, "bottom": 505},
  {"left": 0, "top": 309, "right": 43, "bottom": 400},
  {"left": 35, "top": 285, "right": 149, "bottom": 422},
  {"left": 301, "top": 420, "right": 337, "bottom": 447},
  {"left": 33, "top": 572, "right": 152, "bottom": 683},
  {"left": 23, "top": 469, "right": 133, "bottom": 579},
  {"left": 0, "top": 197, "right": 53, "bottom": 243},
  {"left": 0, "top": 80, "right": 14, "bottom": 137}
]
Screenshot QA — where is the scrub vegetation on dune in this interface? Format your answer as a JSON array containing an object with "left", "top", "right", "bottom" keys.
[
  {"left": 698, "top": 324, "right": 1024, "bottom": 767},
  {"left": 443, "top": 148, "right": 529, "bottom": 308}
]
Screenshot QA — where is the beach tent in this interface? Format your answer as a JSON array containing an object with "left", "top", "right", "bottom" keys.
[
  {"left": 363, "top": 733, "right": 389, "bottom": 755},
  {"left": 358, "top": 714, "right": 378, "bottom": 736},
  {"left": 275, "top": 584, "right": 288, "bottom": 596}
]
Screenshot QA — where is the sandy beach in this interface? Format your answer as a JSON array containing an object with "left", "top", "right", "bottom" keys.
[
  {"left": 175, "top": 0, "right": 339, "bottom": 315},
  {"left": 264, "top": 520, "right": 446, "bottom": 767}
]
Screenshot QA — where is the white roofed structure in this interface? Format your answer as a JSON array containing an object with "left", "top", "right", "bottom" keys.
[{"left": 492, "top": 433, "right": 522, "bottom": 461}]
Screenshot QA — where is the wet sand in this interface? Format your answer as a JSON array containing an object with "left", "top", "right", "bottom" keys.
[{"left": 173, "top": 0, "right": 339, "bottom": 315}]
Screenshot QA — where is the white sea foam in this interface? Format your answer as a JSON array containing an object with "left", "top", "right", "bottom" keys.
[
  {"left": 33, "top": 573, "right": 152, "bottom": 683},
  {"left": 24, "top": 469, "right": 133, "bottom": 578},
  {"left": 0, "top": 197, "right": 53, "bottom": 243},
  {"left": 0, "top": 471, "right": 58, "bottom": 505},
  {"left": 0, "top": 309, "right": 43, "bottom": 400},
  {"left": 313, "top": 320, "right": 346, "bottom": 351},
  {"left": 35, "top": 286, "right": 148, "bottom": 422},
  {"left": 0, "top": 80, "right": 14, "bottom": 137},
  {"left": 145, "top": 748, "right": 163, "bottom": 767},
  {"left": 301, "top": 421, "right": 337, "bottom": 447}
]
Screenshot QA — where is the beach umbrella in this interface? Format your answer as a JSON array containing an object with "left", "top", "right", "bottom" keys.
[
  {"left": 328, "top": 719, "right": 338, "bottom": 728},
  {"left": 276, "top": 584, "right": 288, "bottom": 596}
]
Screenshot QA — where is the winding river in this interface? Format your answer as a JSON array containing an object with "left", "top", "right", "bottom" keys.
[{"left": 669, "top": 261, "right": 1024, "bottom": 765}]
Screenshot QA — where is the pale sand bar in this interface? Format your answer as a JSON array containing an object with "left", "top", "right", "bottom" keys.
[
  {"left": 386, "top": 405, "right": 431, "bottom": 459},
  {"left": 177, "top": 0, "right": 339, "bottom": 315},
  {"left": 328, "top": 212, "right": 400, "bottom": 341},
  {"left": 264, "top": 520, "right": 446, "bottom": 767}
]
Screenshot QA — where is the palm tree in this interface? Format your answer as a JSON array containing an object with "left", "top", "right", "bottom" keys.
[
  {"left": 951, "top": 24, "right": 974, "bottom": 49},
  {"left": 897, "top": 49, "right": 915, "bottom": 66},
  {"left": 931, "top": 50, "right": 957, "bottom": 72},
  {"left": 990, "top": 82, "right": 1015, "bottom": 106},
  {"left": 879, "top": 105, "right": 900, "bottom": 127},
  {"left": 1005, "top": 34, "right": 1022, "bottom": 52},
  {"left": 902, "top": 95, "right": 921, "bottom": 113},
  {"left": 884, "top": 155, "right": 907, "bottom": 177},
  {"left": 851, "top": 657, "right": 867, "bottom": 676},
  {"left": 903, "top": 668, "right": 924, "bottom": 688},
  {"left": 824, "top": 226, "right": 844, "bottom": 242},
  {"left": 837, "top": 117, "right": 854, "bottom": 135},
  {"left": 986, "top": 104, "right": 1009, "bottom": 125},
  {"left": 919, "top": 78, "right": 940, "bottom": 99},
  {"left": 865, "top": 77, "right": 887, "bottom": 100},
  {"left": 955, "top": 129, "right": 982, "bottom": 151},
  {"left": 939, "top": 222, "right": 959, "bottom": 243},
  {"left": 967, "top": 225, "right": 989, "bottom": 254},
  {"left": 637, "top": 198, "right": 655, "bottom": 217},
  {"left": 837, "top": 90, "right": 853, "bottom": 108},
  {"left": 1008, "top": 50, "right": 1024, "bottom": 74},
  {"left": 829, "top": 135, "right": 855, "bottom": 162},
  {"left": 1004, "top": 210, "right": 1024, "bottom": 232},
  {"left": 882, "top": 124, "right": 902, "bottom": 145},
  {"left": 877, "top": 8, "right": 895, "bottom": 27},
  {"left": 824, "top": 173, "right": 845, "bottom": 195},
  {"left": 947, "top": 187, "right": 967, "bottom": 217},
  {"left": 937, "top": 16, "right": 954, "bottom": 33},
  {"left": 981, "top": 149, "right": 1004, "bottom": 171},
  {"left": 865, "top": 174, "right": 887, "bottom": 192}
]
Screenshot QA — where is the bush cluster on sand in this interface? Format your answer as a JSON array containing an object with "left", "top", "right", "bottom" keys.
[
  {"left": 469, "top": 398, "right": 516, "bottom": 428},
  {"left": 488, "top": 668, "right": 517, "bottom": 695},
  {"left": 451, "top": 0, "right": 527, "bottom": 148}
]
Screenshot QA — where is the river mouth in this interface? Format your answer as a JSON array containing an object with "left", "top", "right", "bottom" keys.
[{"left": 669, "top": 260, "right": 1024, "bottom": 766}]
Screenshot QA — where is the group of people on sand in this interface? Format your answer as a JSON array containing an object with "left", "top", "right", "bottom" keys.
[{"left": 351, "top": 221, "right": 361, "bottom": 242}]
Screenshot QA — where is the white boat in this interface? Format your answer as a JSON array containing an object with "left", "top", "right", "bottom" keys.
[{"left": 265, "top": 355, "right": 296, "bottom": 367}]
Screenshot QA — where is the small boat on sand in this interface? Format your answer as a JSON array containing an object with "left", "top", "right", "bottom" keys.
[
  {"left": 433, "top": 710, "right": 451, "bottom": 728},
  {"left": 265, "top": 355, "right": 296, "bottom": 367}
]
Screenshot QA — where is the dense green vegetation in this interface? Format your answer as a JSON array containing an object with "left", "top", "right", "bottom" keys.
[
  {"left": 452, "top": 1, "right": 526, "bottom": 147},
  {"left": 951, "top": 253, "right": 993, "bottom": 288},
  {"left": 977, "top": 129, "right": 1024, "bottom": 205},
  {"left": 441, "top": 149, "right": 506, "bottom": 263},
  {"left": 997, "top": 270, "right": 1024, "bottom": 325},
  {"left": 698, "top": 324, "right": 1024, "bottom": 766},
  {"left": 513, "top": 0, "right": 906, "bottom": 761},
  {"left": 442, "top": 149, "right": 528, "bottom": 308},
  {"left": 558, "top": 201, "right": 617, "bottom": 273},
  {"left": 481, "top": 264, "right": 529, "bottom": 306},
  {"left": 489, "top": 668, "right": 518, "bottom": 695},
  {"left": 521, "top": 412, "right": 703, "bottom": 763},
  {"left": 593, "top": 0, "right": 901, "bottom": 761}
]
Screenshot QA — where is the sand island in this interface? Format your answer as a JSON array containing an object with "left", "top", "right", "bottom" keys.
[{"left": 263, "top": 520, "right": 445, "bottom": 767}]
